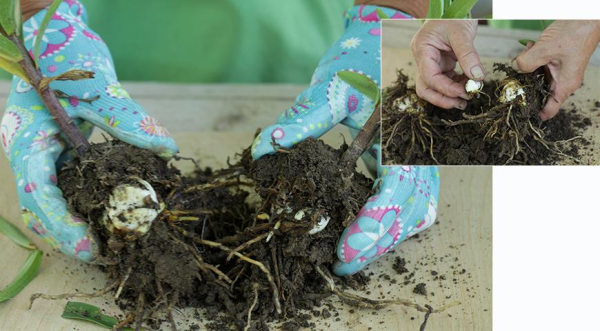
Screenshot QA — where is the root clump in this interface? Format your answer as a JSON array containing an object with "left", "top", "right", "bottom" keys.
[
  {"left": 382, "top": 63, "right": 592, "bottom": 165},
  {"left": 47, "top": 138, "right": 452, "bottom": 330}
]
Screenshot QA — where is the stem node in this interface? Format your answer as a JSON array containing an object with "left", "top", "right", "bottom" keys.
[{"left": 8, "top": 34, "right": 90, "bottom": 155}]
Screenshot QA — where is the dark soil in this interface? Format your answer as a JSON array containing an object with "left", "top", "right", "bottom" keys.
[
  {"left": 59, "top": 141, "right": 251, "bottom": 329},
  {"left": 58, "top": 138, "right": 375, "bottom": 330},
  {"left": 392, "top": 257, "right": 409, "bottom": 275},
  {"left": 413, "top": 283, "right": 427, "bottom": 296},
  {"left": 382, "top": 63, "right": 593, "bottom": 165}
]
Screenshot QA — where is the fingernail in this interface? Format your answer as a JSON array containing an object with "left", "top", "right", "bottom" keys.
[
  {"left": 454, "top": 102, "right": 466, "bottom": 110},
  {"left": 526, "top": 41, "right": 535, "bottom": 50},
  {"left": 511, "top": 58, "right": 520, "bottom": 72},
  {"left": 470, "top": 66, "right": 484, "bottom": 79}
]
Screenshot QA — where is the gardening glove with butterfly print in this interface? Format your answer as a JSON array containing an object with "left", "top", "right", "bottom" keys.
[
  {"left": 251, "top": 5, "right": 440, "bottom": 276},
  {"left": 1, "top": 0, "right": 178, "bottom": 263}
]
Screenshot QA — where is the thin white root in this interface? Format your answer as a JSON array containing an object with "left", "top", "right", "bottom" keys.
[
  {"left": 29, "top": 281, "right": 119, "bottom": 309},
  {"left": 115, "top": 266, "right": 133, "bottom": 299},
  {"left": 244, "top": 283, "right": 260, "bottom": 331}
]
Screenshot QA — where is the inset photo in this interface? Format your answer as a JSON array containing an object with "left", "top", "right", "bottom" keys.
[{"left": 381, "top": 20, "right": 600, "bottom": 165}]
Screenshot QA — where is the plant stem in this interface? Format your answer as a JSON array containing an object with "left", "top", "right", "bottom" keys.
[
  {"left": 9, "top": 34, "right": 89, "bottom": 155},
  {"left": 341, "top": 102, "right": 381, "bottom": 166}
]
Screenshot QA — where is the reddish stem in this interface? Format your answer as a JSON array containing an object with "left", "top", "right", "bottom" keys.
[
  {"left": 341, "top": 102, "right": 381, "bottom": 167},
  {"left": 9, "top": 34, "right": 89, "bottom": 155}
]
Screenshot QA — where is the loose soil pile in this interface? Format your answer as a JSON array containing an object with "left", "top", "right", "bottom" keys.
[
  {"left": 382, "top": 63, "right": 593, "bottom": 165},
  {"left": 56, "top": 138, "right": 391, "bottom": 330}
]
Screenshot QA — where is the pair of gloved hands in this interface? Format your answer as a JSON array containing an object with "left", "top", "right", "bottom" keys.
[{"left": 1, "top": 2, "right": 439, "bottom": 276}]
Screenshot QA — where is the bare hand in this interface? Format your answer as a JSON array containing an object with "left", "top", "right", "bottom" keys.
[
  {"left": 411, "top": 20, "right": 484, "bottom": 110},
  {"left": 512, "top": 20, "right": 600, "bottom": 120}
]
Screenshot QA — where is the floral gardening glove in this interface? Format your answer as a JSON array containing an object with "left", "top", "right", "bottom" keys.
[
  {"left": 251, "top": 5, "right": 440, "bottom": 276},
  {"left": 1, "top": 0, "right": 178, "bottom": 263},
  {"left": 334, "top": 165, "right": 439, "bottom": 276}
]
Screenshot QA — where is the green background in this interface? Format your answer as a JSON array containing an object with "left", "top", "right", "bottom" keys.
[
  {"left": 1, "top": 0, "right": 354, "bottom": 83},
  {"left": 1, "top": 1, "right": 547, "bottom": 84},
  {"left": 489, "top": 20, "right": 553, "bottom": 31}
]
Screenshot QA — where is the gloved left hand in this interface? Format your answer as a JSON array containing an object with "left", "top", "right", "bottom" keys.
[
  {"left": 251, "top": 5, "right": 440, "bottom": 276},
  {"left": 1, "top": 0, "right": 178, "bottom": 262}
]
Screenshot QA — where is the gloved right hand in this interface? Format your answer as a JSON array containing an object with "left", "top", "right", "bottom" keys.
[
  {"left": 1, "top": 0, "right": 178, "bottom": 262},
  {"left": 250, "top": 4, "right": 440, "bottom": 276}
]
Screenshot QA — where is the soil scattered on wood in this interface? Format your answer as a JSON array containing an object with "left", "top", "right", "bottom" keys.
[{"left": 382, "top": 63, "right": 594, "bottom": 165}]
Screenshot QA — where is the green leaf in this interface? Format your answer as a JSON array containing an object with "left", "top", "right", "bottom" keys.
[
  {"left": 375, "top": 8, "right": 389, "bottom": 20},
  {"left": 442, "top": 0, "right": 478, "bottom": 18},
  {"left": 337, "top": 71, "right": 379, "bottom": 102},
  {"left": 33, "top": 0, "right": 63, "bottom": 66},
  {"left": 519, "top": 39, "right": 536, "bottom": 46},
  {"left": 16, "top": 0, "right": 21, "bottom": 37},
  {"left": 0, "top": 250, "right": 43, "bottom": 302},
  {"left": 426, "top": 0, "right": 444, "bottom": 19},
  {"left": 62, "top": 302, "right": 134, "bottom": 330},
  {"left": 0, "top": 56, "right": 29, "bottom": 81},
  {"left": 0, "top": 33, "right": 22, "bottom": 62},
  {"left": 540, "top": 20, "right": 553, "bottom": 30},
  {"left": 0, "top": 0, "right": 21, "bottom": 36},
  {"left": 0, "top": 216, "right": 36, "bottom": 250}
]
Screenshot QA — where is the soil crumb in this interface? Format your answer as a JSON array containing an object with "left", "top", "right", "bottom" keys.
[
  {"left": 413, "top": 283, "right": 427, "bottom": 296},
  {"left": 393, "top": 257, "right": 409, "bottom": 275}
]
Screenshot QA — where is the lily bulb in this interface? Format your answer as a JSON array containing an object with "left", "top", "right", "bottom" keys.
[
  {"left": 465, "top": 79, "right": 483, "bottom": 96},
  {"left": 499, "top": 79, "right": 526, "bottom": 106},
  {"left": 103, "top": 178, "right": 163, "bottom": 240}
]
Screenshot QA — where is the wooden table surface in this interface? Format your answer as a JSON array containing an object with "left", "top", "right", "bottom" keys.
[
  {"left": 382, "top": 20, "right": 600, "bottom": 165},
  {"left": 1, "top": 79, "right": 491, "bottom": 329}
]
